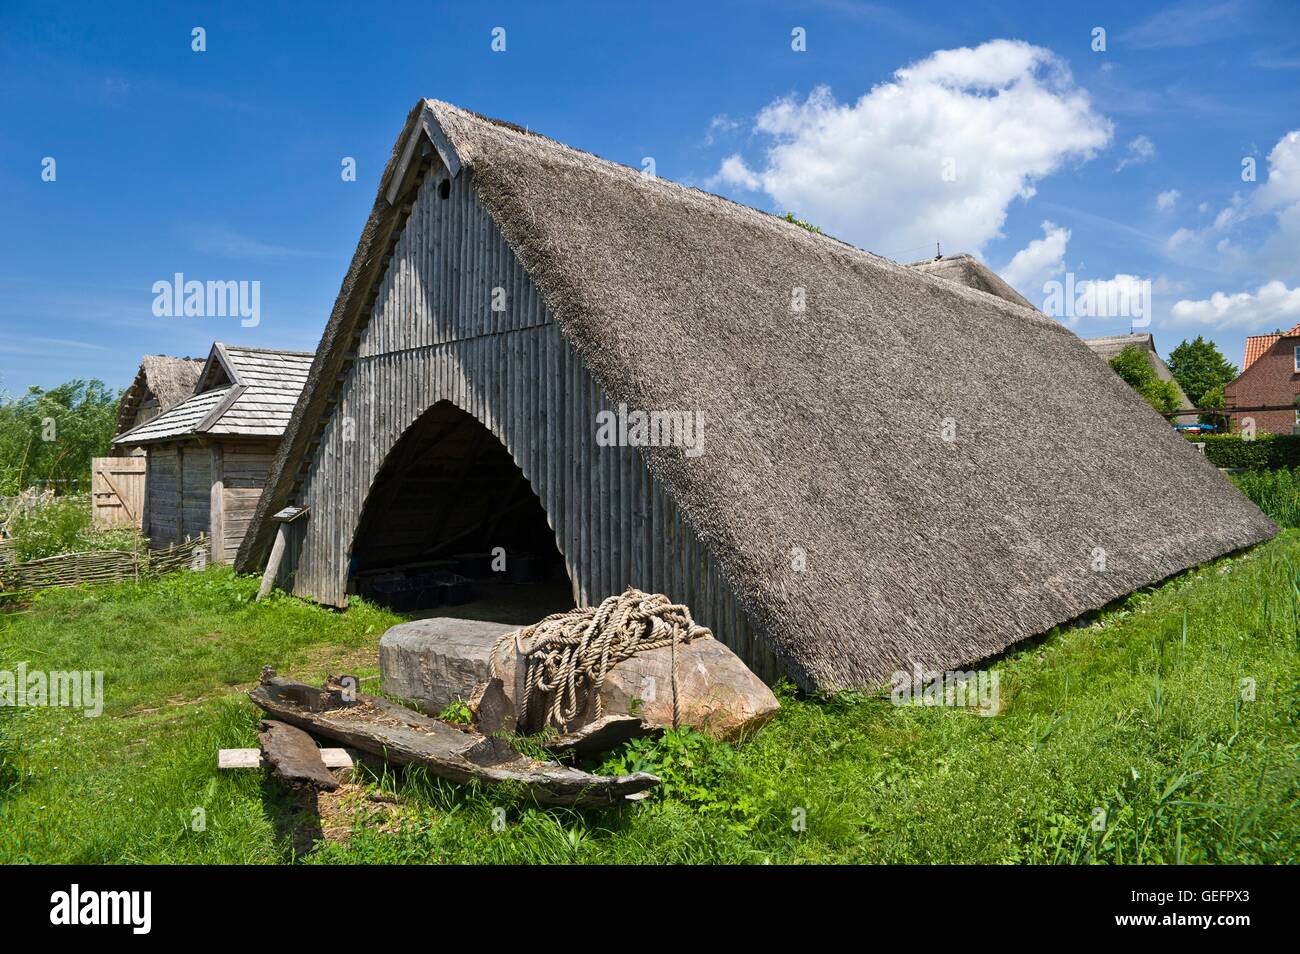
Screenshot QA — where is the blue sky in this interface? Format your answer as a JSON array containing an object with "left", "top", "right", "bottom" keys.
[{"left": 2, "top": 0, "right": 1298, "bottom": 395}]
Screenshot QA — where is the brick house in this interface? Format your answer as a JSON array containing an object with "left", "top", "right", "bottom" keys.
[{"left": 1224, "top": 322, "right": 1300, "bottom": 435}]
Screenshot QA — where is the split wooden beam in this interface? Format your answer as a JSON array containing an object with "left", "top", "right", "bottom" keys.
[
  {"left": 248, "top": 671, "right": 659, "bottom": 807},
  {"left": 258, "top": 719, "right": 341, "bottom": 791}
]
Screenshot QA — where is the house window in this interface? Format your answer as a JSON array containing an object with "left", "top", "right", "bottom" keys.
[{"left": 1294, "top": 345, "right": 1300, "bottom": 372}]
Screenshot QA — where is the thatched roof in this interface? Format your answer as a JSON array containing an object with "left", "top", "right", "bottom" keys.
[
  {"left": 906, "top": 254, "right": 1035, "bottom": 309},
  {"left": 115, "top": 355, "right": 204, "bottom": 434},
  {"left": 112, "top": 343, "right": 312, "bottom": 447},
  {"left": 239, "top": 99, "right": 1276, "bottom": 692}
]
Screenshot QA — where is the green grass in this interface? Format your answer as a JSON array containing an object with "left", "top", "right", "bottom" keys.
[
  {"left": 1, "top": 536, "right": 1297, "bottom": 864},
  {"left": 1233, "top": 468, "right": 1300, "bottom": 529}
]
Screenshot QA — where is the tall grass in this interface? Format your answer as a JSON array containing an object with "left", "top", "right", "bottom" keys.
[
  {"left": 4, "top": 494, "right": 143, "bottom": 562},
  {"left": 1232, "top": 468, "right": 1300, "bottom": 528}
]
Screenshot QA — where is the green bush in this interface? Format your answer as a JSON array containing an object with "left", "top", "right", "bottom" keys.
[
  {"left": 1231, "top": 468, "right": 1300, "bottom": 528},
  {"left": 4, "top": 494, "right": 143, "bottom": 562},
  {"left": 1190, "top": 433, "right": 1300, "bottom": 470},
  {"left": 599, "top": 727, "right": 762, "bottom": 833}
]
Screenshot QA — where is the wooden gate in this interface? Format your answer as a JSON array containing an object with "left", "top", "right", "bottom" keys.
[{"left": 91, "top": 456, "right": 146, "bottom": 529}]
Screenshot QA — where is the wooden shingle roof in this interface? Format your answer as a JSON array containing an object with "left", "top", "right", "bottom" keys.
[{"left": 112, "top": 343, "right": 312, "bottom": 446}]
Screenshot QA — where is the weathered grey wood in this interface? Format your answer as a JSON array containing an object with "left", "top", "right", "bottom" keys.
[
  {"left": 257, "top": 522, "right": 288, "bottom": 601},
  {"left": 272, "top": 162, "right": 783, "bottom": 684},
  {"left": 380, "top": 618, "right": 517, "bottom": 714},
  {"left": 258, "top": 719, "right": 340, "bottom": 791},
  {"left": 542, "top": 715, "right": 650, "bottom": 760},
  {"left": 249, "top": 673, "right": 659, "bottom": 807},
  {"left": 209, "top": 443, "right": 224, "bottom": 559}
]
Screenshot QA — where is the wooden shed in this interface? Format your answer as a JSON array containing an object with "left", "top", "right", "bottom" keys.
[
  {"left": 112, "top": 343, "right": 312, "bottom": 562},
  {"left": 237, "top": 100, "right": 1274, "bottom": 692}
]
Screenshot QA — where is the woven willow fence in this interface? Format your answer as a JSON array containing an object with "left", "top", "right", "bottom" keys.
[{"left": 0, "top": 536, "right": 208, "bottom": 594}]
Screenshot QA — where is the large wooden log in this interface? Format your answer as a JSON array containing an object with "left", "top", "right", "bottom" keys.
[{"left": 248, "top": 672, "right": 658, "bottom": 807}]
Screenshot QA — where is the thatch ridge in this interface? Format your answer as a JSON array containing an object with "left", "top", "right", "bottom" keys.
[
  {"left": 906, "top": 254, "right": 1036, "bottom": 309},
  {"left": 239, "top": 99, "right": 1276, "bottom": 691},
  {"left": 115, "top": 355, "right": 204, "bottom": 434}
]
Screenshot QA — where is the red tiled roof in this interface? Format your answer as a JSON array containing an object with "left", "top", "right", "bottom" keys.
[{"left": 1242, "top": 322, "right": 1300, "bottom": 371}]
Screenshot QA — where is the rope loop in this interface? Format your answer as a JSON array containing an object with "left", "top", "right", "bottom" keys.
[{"left": 492, "top": 587, "right": 711, "bottom": 731}]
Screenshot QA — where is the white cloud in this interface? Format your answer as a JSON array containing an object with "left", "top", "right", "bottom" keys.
[
  {"left": 1213, "top": 192, "right": 1247, "bottom": 229},
  {"left": 1082, "top": 274, "right": 1152, "bottom": 317},
  {"left": 1256, "top": 131, "right": 1300, "bottom": 210},
  {"left": 1116, "top": 134, "right": 1156, "bottom": 171},
  {"left": 1038, "top": 272, "right": 1154, "bottom": 327},
  {"left": 1001, "top": 220, "right": 1069, "bottom": 292},
  {"left": 711, "top": 39, "right": 1112, "bottom": 258},
  {"left": 714, "top": 154, "right": 761, "bottom": 191},
  {"left": 704, "top": 113, "right": 741, "bottom": 146},
  {"left": 1156, "top": 189, "right": 1180, "bottom": 211},
  {"left": 1164, "top": 131, "right": 1300, "bottom": 274},
  {"left": 1170, "top": 280, "right": 1300, "bottom": 329}
]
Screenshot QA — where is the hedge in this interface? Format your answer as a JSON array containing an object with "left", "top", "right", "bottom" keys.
[{"left": 1186, "top": 433, "right": 1300, "bottom": 470}]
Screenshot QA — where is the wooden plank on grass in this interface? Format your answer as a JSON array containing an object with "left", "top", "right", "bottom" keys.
[{"left": 218, "top": 748, "right": 354, "bottom": 770}]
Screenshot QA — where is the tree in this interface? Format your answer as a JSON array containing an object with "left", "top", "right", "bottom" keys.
[
  {"left": 1109, "top": 346, "right": 1181, "bottom": 416},
  {"left": 0, "top": 379, "right": 120, "bottom": 496},
  {"left": 1167, "top": 336, "right": 1237, "bottom": 407},
  {"left": 1197, "top": 383, "right": 1230, "bottom": 431}
]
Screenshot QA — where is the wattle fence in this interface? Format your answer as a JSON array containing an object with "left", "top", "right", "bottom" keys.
[{"left": 0, "top": 536, "right": 207, "bottom": 595}]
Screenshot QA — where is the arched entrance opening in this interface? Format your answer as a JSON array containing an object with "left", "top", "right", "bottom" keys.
[{"left": 348, "top": 400, "right": 573, "bottom": 622}]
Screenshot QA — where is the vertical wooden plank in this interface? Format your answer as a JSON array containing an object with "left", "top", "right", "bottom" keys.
[{"left": 210, "top": 443, "right": 224, "bottom": 562}]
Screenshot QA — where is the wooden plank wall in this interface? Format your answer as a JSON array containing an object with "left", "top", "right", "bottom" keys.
[
  {"left": 284, "top": 168, "right": 782, "bottom": 683},
  {"left": 181, "top": 445, "right": 211, "bottom": 543},
  {"left": 146, "top": 446, "right": 180, "bottom": 547},
  {"left": 218, "top": 440, "right": 277, "bottom": 563}
]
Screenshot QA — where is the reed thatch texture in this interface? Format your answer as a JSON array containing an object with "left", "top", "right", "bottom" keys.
[
  {"left": 906, "top": 254, "right": 1035, "bottom": 309},
  {"left": 240, "top": 100, "right": 1276, "bottom": 691},
  {"left": 115, "top": 355, "right": 204, "bottom": 435}
]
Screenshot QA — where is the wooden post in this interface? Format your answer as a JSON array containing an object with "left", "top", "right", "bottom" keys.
[
  {"left": 257, "top": 522, "right": 288, "bottom": 602},
  {"left": 209, "top": 443, "right": 224, "bottom": 563}
]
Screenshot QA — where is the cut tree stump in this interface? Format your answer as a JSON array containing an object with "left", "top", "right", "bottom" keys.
[
  {"left": 258, "top": 720, "right": 340, "bottom": 791},
  {"left": 248, "top": 671, "right": 659, "bottom": 808}
]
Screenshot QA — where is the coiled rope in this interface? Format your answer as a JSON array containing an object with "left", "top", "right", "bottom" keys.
[{"left": 491, "top": 587, "right": 712, "bottom": 732}]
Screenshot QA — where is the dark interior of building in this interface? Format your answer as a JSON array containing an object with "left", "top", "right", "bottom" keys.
[{"left": 348, "top": 400, "right": 573, "bottom": 621}]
